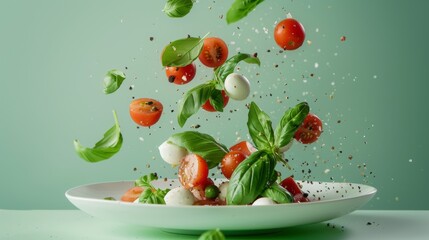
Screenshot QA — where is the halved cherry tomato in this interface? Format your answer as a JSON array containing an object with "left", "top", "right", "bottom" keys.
[
  {"left": 280, "top": 176, "right": 302, "bottom": 196},
  {"left": 294, "top": 113, "right": 323, "bottom": 144},
  {"left": 129, "top": 98, "right": 163, "bottom": 127},
  {"left": 274, "top": 18, "right": 305, "bottom": 50},
  {"left": 201, "top": 90, "right": 229, "bottom": 112},
  {"left": 120, "top": 186, "right": 144, "bottom": 202},
  {"left": 221, "top": 151, "right": 246, "bottom": 179},
  {"left": 199, "top": 37, "right": 228, "bottom": 68},
  {"left": 190, "top": 178, "right": 214, "bottom": 200},
  {"left": 229, "top": 141, "right": 257, "bottom": 157},
  {"left": 178, "top": 154, "right": 209, "bottom": 189},
  {"left": 165, "top": 63, "right": 196, "bottom": 85}
]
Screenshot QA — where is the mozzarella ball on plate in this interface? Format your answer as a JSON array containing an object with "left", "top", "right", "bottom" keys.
[
  {"left": 164, "top": 187, "right": 195, "bottom": 206},
  {"left": 218, "top": 181, "right": 229, "bottom": 202},
  {"left": 224, "top": 73, "right": 250, "bottom": 101},
  {"left": 252, "top": 197, "right": 277, "bottom": 206},
  {"left": 158, "top": 140, "right": 188, "bottom": 166}
]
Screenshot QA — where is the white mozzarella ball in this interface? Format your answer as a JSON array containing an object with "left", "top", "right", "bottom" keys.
[
  {"left": 158, "top": 140, "right": 188, "bottom": 166},
  {"left": 224, "top": 73, "right": 250, "bottom": 101},
  {"left": 218, "top": 181, "right": 229, "bottom": 202},
  {"left": 252, "top": 197, "right": 277, "bottom": 206},
  {"left": 278, "top": 139, "right": 294, "bottom": 153},
  {"left": 164, "top": 187, "right": 195, "bottom": 206}
]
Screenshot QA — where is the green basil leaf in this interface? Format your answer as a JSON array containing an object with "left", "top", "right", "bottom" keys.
[
  {"left": 247, "top": 101, "right": 275, "bottom": 150},
  {"left": 103, "top": 69, "right": 126, "bottom": 94},
  {"left": 168, "top": 131, "right": 229, "bottom": 169},
  {"left": 163, "top": 0, "right": 194, "bottom": 18},
  {"left": 74, "top": 111, "right": 123, "bottom": 163},
  {"left": 226, "top": 150, "right": 276, "bottom": 205},
  {"left": 260, "top": 182, "right": 293, "bottom": 204},
  {"left": 198, "top": 229, "right": 225, "bottom": 240},
  {"left": 161, "top": 35, "right": 206, "bottom": 67},
  {"left": 139, "top": 188, "right": 170, "bottom": 204},
  {"left": 226, "top": 0, "right": 265, "bottom": 24},
  {"left": 274, "top": 102, "right": 309, "bottom": 149},
  {"left": 208, "top": 89, "right": 224, "bottom": 112},
  {"left": 135, "top": 173, "right": 158, "bottom": 188},
  {"left": 215, "top": 53, "right": 260, "bottom": 87},
  {"left": 177, "top": 82, "right": 215, "bottom": 127}
]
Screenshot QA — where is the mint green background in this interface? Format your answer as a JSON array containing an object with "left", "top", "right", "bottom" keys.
[{"left": 1, "top": 0, "right": 427, "bottom": 210}]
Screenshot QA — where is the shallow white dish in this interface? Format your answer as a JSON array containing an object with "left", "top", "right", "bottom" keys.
[{"left": 66, "top": 179, "right": 376, "bottom": 234}]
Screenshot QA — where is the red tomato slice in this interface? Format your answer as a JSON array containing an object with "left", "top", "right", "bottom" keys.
[
  {"left": 279, "top": 176, "right": 302, "bottom": 196},
  {"left": 199, "top": 37, "right": 228, "bottom": 68},
  {"left": 294, "top": 113, "right": 323, "bottom": 144},
  {"left": 220, "top": 151, "right": 247, "bottom": 179},
  {"left": 120, "top": 186, "right": 144, "bottom": 202},
  {"left": 165, "top": 63, "right": 196, "bottom": 85},
  {"left": 293, "top": 193, "right": 310, "bottom": 203},
  {"left": 129, "top": 98, "right": 163, "bottom": 127},
  {"left": 201, "top": 90, "right": 229, "bottom": 112},
  {"left": 190, "top": 178, "right": 214, "bottom": 200},
  {"left": 274, "top": 18, "right": 305, "bottom": 50},
  {"left": 229, "top": 141, "right": 257, "bottom": 157},
  {"left": 178, "top": 154, "right": 209, "bottom": 189}
]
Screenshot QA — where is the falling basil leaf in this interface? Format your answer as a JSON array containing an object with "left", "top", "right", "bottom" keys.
[
  {"left": 226, "top": 0, "right": 265, "bottom": 24},
  {"left": 274, "top": 102, "right": 309, "bottom": 150},
  {"left": 74, "top": 110, "right": 123, "bottom": 163},
  {"left": 103, "top": 70, "right": 126, "bottom": 94},
  {"left": 247, "top": 101, "right": 275, "bottom": 151},
  {"left": 163, "top": 0, "right": 194, "bottom": 18},
  {"left": 161, "top": 34, "right": 208, "bottom": 67},
  {"left": 168, "top": 131, "right": 229, "bottom": 169},
  {"left": 177, "top": 82, "right": 215, "bottom": 127}
]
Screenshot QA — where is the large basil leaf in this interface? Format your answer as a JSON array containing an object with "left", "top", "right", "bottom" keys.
[
  {"left": 274, "top": 102, "right": 309, "bottom": 149},
  {"left": 247, "top": 102, "right": 275, "bottom": 150},
  {"left": 103, "top": 69, "right": 126, "bottom": 94},
  {"left": 226, "top": 150, "right": 276, "bottom": 205},
  {"left": 226, "top": 0, "right": 265, "bottom": 24},
  {"left": 198, "top": 229, "right": 225, "bottom": 240},
  {"left": 215, "top": 53, "right": 260, "bottom": 87},
  {"left": 168, "top": 131, "right": 228, "bottom": 169},
  {"left": 163, "top": 0, "right": 194, "bottom": 18},
  {"left": 161, "top": 35, "right": 205, "bottom": 67},
  {"left": 177, "top": 82, "right": 215, "bottom": 127},
  {"left": 260, "top": 182, "right": 293, "bottom": 204},
  {"left": 74, "top": 111, "right": 123, "bottom": 162}
]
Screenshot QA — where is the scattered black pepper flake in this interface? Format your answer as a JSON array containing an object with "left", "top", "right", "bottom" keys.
[
  {"left": 133, "top": 167, "right": 137, "bottom": 171},
  {"left": 149, "top": 37, "right": 154, "bottom": 41},
  {"left": 168, "top": 75, "right": 176, "bottom": 83}
]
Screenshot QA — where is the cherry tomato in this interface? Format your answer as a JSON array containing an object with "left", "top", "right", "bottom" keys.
[
  {"left": 120, "top": 186, "right": 144, "bottom": 202},
  {"left": 293, "top": 193, "right": 310, "bottom": 203},
  {"left": 274, "top": 18, "right": 305, "bottom": 50},
  {"left": 279, "top": 176, "right": 302, "bottom": 196},
  {"left": 221, "top": 151, "right": 246, "bottom": 179},
  {"left": 165, "top": 63, "right": 196, "bottom": 85},
  {"left": 178, "top": 154, "right": 209, "bottom": 189},
  {"left": 129, "top": 98, "right": 163, "bottom": 127},
  {"left": 294, "top": 113, "right": 323, "bottom": 144},
  {"left": 199, "top": 37, "right": 228, "bottom": 68},
  {"left": 190, "top": 178, "right": 214, "bottom": 200},
  {"left": 201, "top": 90, "right": 229, "bottom": 112},
  {"left": 229, "top": 141, "right": 257, "bottom": 157}
]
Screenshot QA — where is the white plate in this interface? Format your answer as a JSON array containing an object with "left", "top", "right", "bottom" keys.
[{"left": 65, "top": 179, "right": 376, "bottom": 234}]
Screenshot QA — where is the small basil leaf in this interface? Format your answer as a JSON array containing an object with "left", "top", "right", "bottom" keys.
[
  {"left": 163, "top": 0, "right": 194, "bottom": 18},
  {"left": 247, "top": 102, "right": 275, "bottom": 150},
  {"left": 215, "top": 53, "right": 260, "bottom": 87},
  {"left": 226, "top": 150, "right": 276, "bottom": 205},
  {"left": 198, "top": 229, "right": 225, "bottom": 240},
  {"left": 226, "top": 0, "right": 265, "bottom": 24},
  {"left": 103, "top": 69, "right": 126, "bottom": 94},
  {"left": 208, "top": 89, "right": 224, "bottom": 112},
  {"left": 168, "top": 131, "right": 229, "bottom": 169},
  {"left": 135, "top": 173, "right": 158, "bottom": 188},
  {"left": 139, "top": 188, "right": 170, "bottom": 204},
  {"left": 74, "top": 111, "right": 123, "bottom": 163},
  {"left": 161, "top": 35, "right": 206, "bottom": 67},
  {"left": 260, "top": 183, "right": 293, "bottom": 204},
  {"left": 177, "top": 82, "right": 215, "bottom": 127},
  {"left": 274, "top": 102, "right": 309, "bottom": 149}
]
